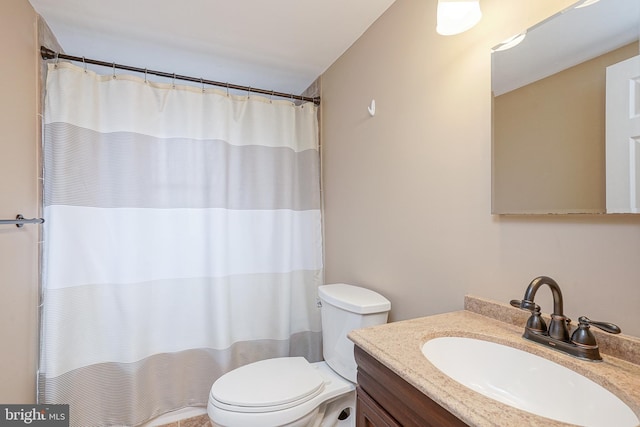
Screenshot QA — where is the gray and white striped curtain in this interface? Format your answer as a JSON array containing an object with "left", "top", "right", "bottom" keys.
[{"left": 39, "top": 62, "right": 323, "bottom": 426}]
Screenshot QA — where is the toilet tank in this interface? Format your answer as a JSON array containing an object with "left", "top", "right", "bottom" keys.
[{"left": 318, "top": 284, "right": 391, "bottom": 383}]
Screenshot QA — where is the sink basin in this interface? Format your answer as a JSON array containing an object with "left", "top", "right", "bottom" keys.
[{"left": 422, "top": 337, "right": 639, "bottom": 427}]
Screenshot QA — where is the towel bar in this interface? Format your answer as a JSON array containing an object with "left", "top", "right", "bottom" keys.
[{"left": 0, "top": 214, "right": 45, "bottom": 228}]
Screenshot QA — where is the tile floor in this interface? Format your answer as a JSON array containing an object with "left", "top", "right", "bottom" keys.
[{"left": 157, "top": 413, "right": 212, "bottom": 427}]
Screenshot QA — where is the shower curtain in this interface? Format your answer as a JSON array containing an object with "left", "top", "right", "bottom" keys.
[{"left": 39, "top": 62, "right": 323, "bottom": 426}]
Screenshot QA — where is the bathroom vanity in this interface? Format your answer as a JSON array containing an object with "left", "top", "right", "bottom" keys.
[
  {"left": 354, "top": 345, "right": 465, "bottom": 426},
  {"left": 349, "top": 296, "right": 640, "bottom": 426}
]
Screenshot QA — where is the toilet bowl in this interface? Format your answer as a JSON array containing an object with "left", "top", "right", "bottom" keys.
[{"left": 207, "top": 283, "right": 391, "bottom": 427}]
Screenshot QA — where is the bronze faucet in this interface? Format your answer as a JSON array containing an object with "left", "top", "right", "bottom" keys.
[{"left": 511, "top": 276, "right": 621, "bottom": 361}]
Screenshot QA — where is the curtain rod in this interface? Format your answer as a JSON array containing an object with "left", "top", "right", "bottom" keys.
[{"left": 40, "top": 46, "right": 320, "bottom": 106}]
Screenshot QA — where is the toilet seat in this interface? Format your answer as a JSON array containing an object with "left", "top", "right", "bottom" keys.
[{"left": 210, "top": 357, "right": 325, "bottom": 413}]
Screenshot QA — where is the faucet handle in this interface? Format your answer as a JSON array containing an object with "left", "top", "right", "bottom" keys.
[
  {"left": 510, "top": 299, "right": 540, "bottom": 312},
  {"left": 578, "top": 316, "right": 621, "bottom": 334},
  {"left": 571, "top": 316, "right": 621, "bottom": 348}
]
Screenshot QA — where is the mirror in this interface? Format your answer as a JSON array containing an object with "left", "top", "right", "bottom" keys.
[{"left": 491, "top": 0, "right": 640, "bottom": 214}]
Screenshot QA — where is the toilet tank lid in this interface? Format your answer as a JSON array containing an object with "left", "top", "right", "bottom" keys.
[{"left": 319, "top": 284, "right": 390, "bottom": 314}]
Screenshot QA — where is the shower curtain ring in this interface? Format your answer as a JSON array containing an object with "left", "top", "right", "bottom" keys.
[
  {"left": 226, "top": 83, "right": 230, "bottom": 97},
  {"left": 54, "top": 52, "right": 59, "bottom": 68},
  {"left": 144, "top": 68, "right": 148, "bottom": 83},
  {"left": 172, "top": 73, "right": 176, "bottom": 88},
  {"left": 112, "top": 62, "right": 116, "bottom": 79},
  {"left": 82, "top": 56, "right": 87, "bottom": 73},
  {"left": 201, "top": 78, "right": 205, "bottom": 93}
]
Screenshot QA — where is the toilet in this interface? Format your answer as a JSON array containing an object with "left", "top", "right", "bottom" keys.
[{"left": 207, "top": 283, "right": 391, "bottom": 427}]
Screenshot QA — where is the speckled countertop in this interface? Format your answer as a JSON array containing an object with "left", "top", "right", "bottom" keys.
[{"left": 348, "top": 295, "right": 640, "bottom": 427}]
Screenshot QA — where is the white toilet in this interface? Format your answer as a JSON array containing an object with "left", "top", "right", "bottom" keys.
[{"left": 207, "top": 283, "right": 391, "bottom": 427}]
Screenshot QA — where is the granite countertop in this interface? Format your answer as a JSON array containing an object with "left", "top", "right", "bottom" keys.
[{"left": 348, "top": 295, "right": 640, "bottom": 427}]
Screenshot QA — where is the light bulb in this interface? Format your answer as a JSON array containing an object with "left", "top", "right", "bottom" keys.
[{"left": 436, "top": 0, "right": 482, "bottom": 36}]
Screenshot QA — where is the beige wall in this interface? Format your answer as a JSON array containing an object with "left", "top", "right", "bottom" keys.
[
  {"left": 321, "top": 0, "right": 640, "bottom": 338},
  {"left": 0, "top": 0, "right": 40, "bottom": 402}
]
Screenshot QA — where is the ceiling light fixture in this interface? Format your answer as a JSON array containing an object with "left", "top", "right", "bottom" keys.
[{"left": 436, "top": 0, "right": 482, "bottom": 36}]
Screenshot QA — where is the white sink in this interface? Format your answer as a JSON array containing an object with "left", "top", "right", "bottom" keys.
[{"left": 421, "top": 337, "right": 639, "bottom": 427}]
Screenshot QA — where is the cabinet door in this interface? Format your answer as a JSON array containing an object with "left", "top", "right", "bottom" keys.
[{"left": 356, "top": 386, "right": 402, "bottom": 427}]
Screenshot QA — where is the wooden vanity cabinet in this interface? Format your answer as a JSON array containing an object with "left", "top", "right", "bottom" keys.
[{"left": 354, "top": 345, "right": 467, "bottom": 427}]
